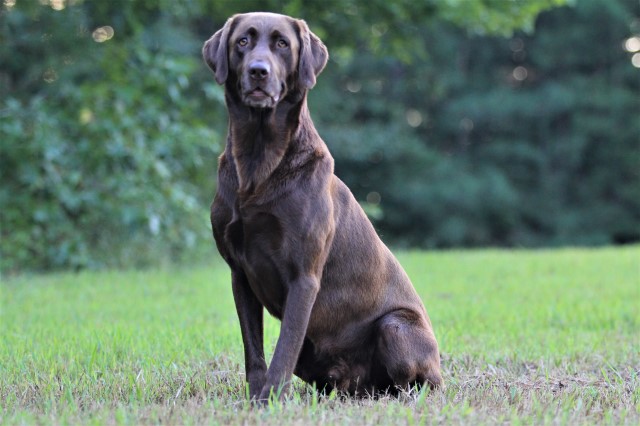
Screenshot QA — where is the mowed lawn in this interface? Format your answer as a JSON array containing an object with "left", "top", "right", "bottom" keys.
[{"left": 1, "top": 246, "right": 638, "bottom": 424}]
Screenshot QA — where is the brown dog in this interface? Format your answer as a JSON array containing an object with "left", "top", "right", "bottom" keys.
[{"left": 203, "top": 12, "right": 442, "bottom": 401}]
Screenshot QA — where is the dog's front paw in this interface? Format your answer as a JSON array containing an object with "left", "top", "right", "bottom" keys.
[
  {"left": 257, "top": 381, "right": 289, "bottom": 404},
  {"left": 247, "top": 371, "right": 267, "bottom": 400}
]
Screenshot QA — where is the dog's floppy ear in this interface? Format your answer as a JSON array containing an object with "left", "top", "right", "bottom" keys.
[
  {"left": 297, "top": 20, "right": 328, "bottom": 90},
  {"left": 203, "top": 16, "right": 235, "bottom": 85}
]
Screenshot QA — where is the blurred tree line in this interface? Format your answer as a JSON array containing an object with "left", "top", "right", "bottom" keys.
[{"left": 1, "top": 0, "right": 638, "bottom": 271}]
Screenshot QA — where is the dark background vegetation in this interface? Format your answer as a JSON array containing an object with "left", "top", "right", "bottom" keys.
[{"left": 1, "top": 0, "right": 638, "bottom": 272}]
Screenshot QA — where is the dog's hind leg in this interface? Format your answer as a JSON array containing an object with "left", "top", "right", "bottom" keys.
[{"left": 374, "top": 309, "right": 442, "bottom": 392}]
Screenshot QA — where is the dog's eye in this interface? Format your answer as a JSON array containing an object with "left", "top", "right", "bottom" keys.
[
  {"left": 277, "top": 39, "right": 288, "bottom": 49},
  {"left": 237, "top": 37, "right": 248, "bottom": 47}
]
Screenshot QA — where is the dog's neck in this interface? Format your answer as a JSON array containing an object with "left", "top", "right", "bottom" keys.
[{"left": 225, "top": 86, "right": 314, "bottom": 195}]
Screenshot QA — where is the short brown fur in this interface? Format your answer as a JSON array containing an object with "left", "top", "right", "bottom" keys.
[{"left": 203, "top": 12, "right": 442, "bottom": 402}]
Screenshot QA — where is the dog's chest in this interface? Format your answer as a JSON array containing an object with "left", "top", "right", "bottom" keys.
[{"left": 223, "top": 206, "right": 288, "bottom": 317}]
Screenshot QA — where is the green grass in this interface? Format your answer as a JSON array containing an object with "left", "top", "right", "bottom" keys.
[{"left": 1, "top": 246, "right": 639, "bottom": 424}]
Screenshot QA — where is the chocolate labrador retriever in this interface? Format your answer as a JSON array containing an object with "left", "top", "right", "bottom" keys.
[{"left": 203, "top": 12, "right": 442, "bottom": 401}]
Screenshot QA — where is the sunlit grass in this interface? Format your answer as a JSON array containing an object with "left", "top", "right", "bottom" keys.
[
  {"left": 403, "top": 246, "right": 639, "bottom": 362},
  {"left": 1, "top": 246, "right": 638, "bottom": 424}
]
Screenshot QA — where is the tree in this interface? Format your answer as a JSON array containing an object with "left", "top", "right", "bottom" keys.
[
  {"left": 13, "top": 0, "right": 629, "bottom": 271},
  {"left": 316, "top": 0, "right": 639, "bottom": 247}
]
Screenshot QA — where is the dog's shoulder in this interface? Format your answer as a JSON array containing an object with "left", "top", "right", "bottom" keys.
[{"left": 280, "top": 139, "right": 333, "bottom": 182}]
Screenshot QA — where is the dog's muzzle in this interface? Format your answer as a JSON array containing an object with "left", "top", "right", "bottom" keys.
[{"left": 241, "top": 60, "right": 283, "bottom": 108}]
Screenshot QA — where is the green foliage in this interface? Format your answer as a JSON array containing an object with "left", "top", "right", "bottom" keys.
[
  {"left": 0, "top": 1, "right": 224, "bottom": 270},
  {"left": 313, "top": 0, "right": 640, "bottom": 248},
  {"left": 4, "top": 0, "right": 636, "bottom": 271},
  {"left": 2, "top": 246, "right": 639, "bottom": 422},
  {"left": 438, "top": 0, "right": 571, "bottom": 35}
]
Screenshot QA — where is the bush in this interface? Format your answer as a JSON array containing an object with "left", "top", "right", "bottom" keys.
[{"left": 0, "top": 2, "right": 224, "bottom": 271}]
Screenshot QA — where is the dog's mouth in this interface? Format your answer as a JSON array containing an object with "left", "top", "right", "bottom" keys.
[
  {"left": 242, "top": 87, "right": 280, "bottom": 108},
  {"left": 240, "top": 78, "right": 289, "bottom": 108},
  {"left": 248, "top": 88, "right": 270, "bottom": 100}
]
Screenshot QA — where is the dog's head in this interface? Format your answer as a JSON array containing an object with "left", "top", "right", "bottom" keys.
[{"left": 203, "top": 12, "right": 328, "bottom": 109}]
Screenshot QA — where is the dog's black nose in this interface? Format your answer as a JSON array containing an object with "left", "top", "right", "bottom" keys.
[{"left": 249, "top": 61, "right": 270, "bottom": 80}]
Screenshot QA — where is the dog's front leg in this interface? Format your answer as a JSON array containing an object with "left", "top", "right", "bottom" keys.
[
  {"left": 231, "top": 269, "right": 268, "bottom": 399},
  {"left": 258, "top": 275, "right": 319, "bottom": 401}
]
